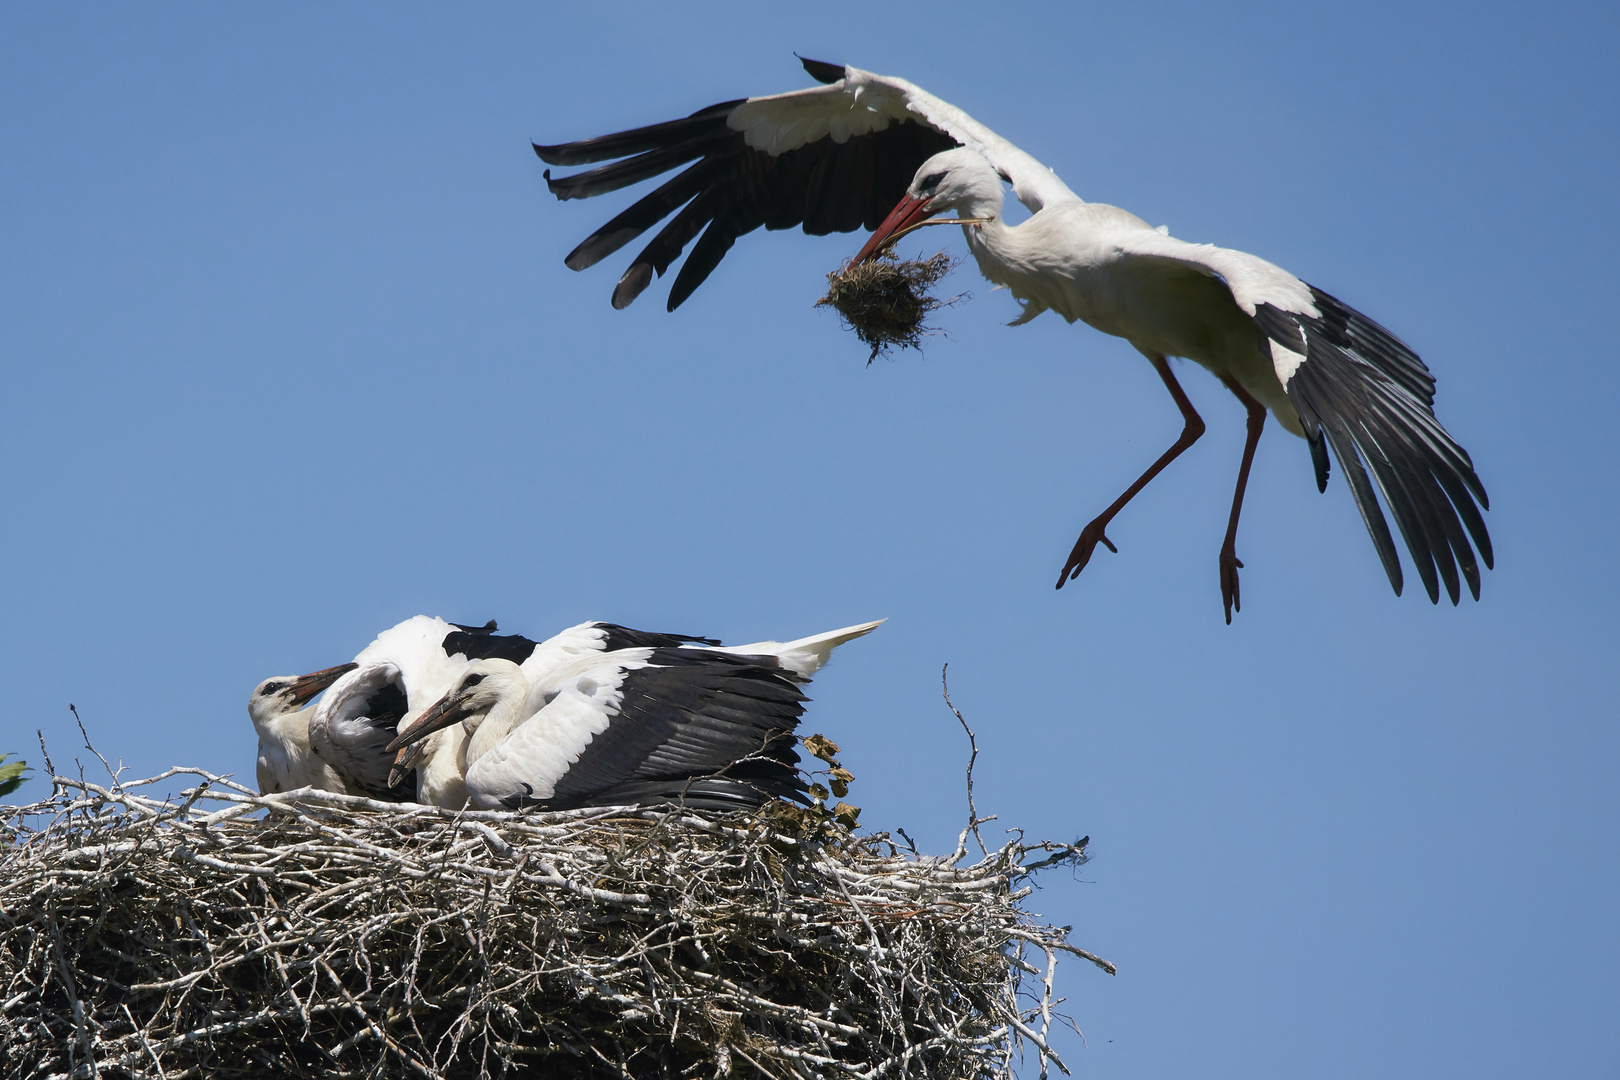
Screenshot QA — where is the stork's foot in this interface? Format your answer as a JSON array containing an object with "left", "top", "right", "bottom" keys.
[
  {"left": 1056, "top": 519, "right": 1118, "bottom": 589},
  {"left": 1220, "top": 542, "right": 1244, "bottom": 624}
]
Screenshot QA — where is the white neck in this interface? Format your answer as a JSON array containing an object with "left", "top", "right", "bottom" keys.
[
  {"left": 255, "top": 705, "right": 313, "bottom": 753},
  {"left": 465, "top": 677, "right": 535, "bottom": 764},
  {"left": 254, "top": 703, "right": 347, "bottom": 794},
  {"left": 415, "top": 726, "right": 470, "bottom": 808},
  {"left": 955, "top": 182, "right": 1007, "bottom": 225}
]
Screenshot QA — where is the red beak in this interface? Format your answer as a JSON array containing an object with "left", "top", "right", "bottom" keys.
[{"left": 854, "top": 194, "right": 934, "bottom": 264}]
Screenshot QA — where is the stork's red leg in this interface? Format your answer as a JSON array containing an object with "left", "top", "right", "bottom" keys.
[
  {"left": 1217, "top": 377, "right": 1268, "bottom": 624},
  {"left": 1058, "top": 353, "right": 1205, "bottom": 588}
]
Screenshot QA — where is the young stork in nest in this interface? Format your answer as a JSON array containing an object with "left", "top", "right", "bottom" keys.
[
  {"left": 386, "top": 621, "right": 881, "bottom": 811},
  {"left": 249, "top": 664, "right": 357, "bottom": 796},
  {"left": 536, "top": 57, "right": 1491, "bottom": 622}
]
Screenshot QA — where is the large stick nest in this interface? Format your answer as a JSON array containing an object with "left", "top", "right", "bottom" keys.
[
  {"left": 817, "top": 252, "right": 962, "bottom": 363},
  {"left": 1, "top": 757, "right": 1109, "bottom": 1080}
]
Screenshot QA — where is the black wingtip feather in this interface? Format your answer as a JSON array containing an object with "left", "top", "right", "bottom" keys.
[
  {"left": 539, "top": 83, "right": 959, "bottom": 310},
  {"left": 1309, "top": 432, "right": 1331, "bottom": 493},
  {"left": 533, "top": 101, "right": 745, "bottom": 167},
  {"left": 797, "top": 55, "right": 847, "bottom": 84},
  {"left": 613, "top": 263, "right": 653, "bottom": 309},
  {"left": 668, "top": 213, "right": 739, "bottom": 310},
  {"left": 1324, "top": 415, "right": 1407, "bottom": 596},
  {"left": 1278, "top": 287, "right": 1490, "bottom": 602}
]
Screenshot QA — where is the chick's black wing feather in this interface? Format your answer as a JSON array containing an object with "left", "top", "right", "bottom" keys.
[{"left": 522, "top": 649, "right": 808, "bottom": 811}]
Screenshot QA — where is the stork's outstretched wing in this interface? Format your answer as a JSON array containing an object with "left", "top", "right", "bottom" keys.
[
  {"left": 535, "top": 58, "right": 1075, "bottom": 310},
  {"left": 1119, "top": 233, "right": 1492, "bottom": 603}
]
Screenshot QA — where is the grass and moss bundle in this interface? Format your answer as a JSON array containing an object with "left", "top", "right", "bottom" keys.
[
  {"left": 816, "top": 252, "right": 962, "bottom": 363},
  {"left": 1, "top": 733, "right": 1109, "bottom": 1080}
]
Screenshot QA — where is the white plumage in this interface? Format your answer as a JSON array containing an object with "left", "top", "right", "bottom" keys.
[{"left": 388, "top": 620, "right": 882, "bottom": 811}]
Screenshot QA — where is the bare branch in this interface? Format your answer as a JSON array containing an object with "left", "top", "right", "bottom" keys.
[{"left": 942, "top": 664, "right": 989, "bottom": 858}]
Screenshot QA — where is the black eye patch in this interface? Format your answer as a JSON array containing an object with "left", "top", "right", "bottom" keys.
[
  {"left": 260, "top": 682, "right": 287, "bottom": 696},
  {"left": 919, "top": 171, "right": 947, "bottom": 193},
  {"left": 463, "top": 673, "right": 487, "bottom": 688}
]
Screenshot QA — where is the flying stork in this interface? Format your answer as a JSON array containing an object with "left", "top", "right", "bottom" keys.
[
  {"left": 249, "top": 663, "right": 357, "bottom": 795},
  {"left": 386, "top": 620, "right": 881, "bottom": 811},
  {"left": 534, "top": 58, "right": 1491, "bottom": 621}
]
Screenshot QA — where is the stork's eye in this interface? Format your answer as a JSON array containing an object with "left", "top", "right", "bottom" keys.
[
  {"left": 463, "top": 673, "right": 486, "bottom": 688},
  {"left": 260, "top": 682, "right": 288, "bottom": 696},
  {"left": 918, "top": 171, "right": 947, "bottom": 193}
]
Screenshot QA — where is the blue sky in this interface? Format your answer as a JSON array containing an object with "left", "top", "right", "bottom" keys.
[{"left": 2, "top": 3, "right": 1616, "bottom": 1076}]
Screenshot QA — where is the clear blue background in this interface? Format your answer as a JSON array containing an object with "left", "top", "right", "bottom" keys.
[{"left": 3, "top": 4, "right": 1615, "bottom": 1076}]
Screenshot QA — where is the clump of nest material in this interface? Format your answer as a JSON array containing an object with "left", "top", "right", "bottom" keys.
[
  {"left": 817, "top": 251, "right": 962, "bottom": 363},
  {"left": 2, "top": 739, "right": 1110, "bottom": 1080}
]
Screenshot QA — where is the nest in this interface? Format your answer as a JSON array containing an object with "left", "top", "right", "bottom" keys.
[
  {"left": 816, "top": 252, "right": 962, "bottom": 363},
  {"left": 1, "top": 753, "right": 1109, "bottom": 1079}
]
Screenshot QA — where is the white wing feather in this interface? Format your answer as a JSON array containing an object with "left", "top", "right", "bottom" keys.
[
  {"left": 1114, "top": 231, "right": 1319, "bottom": 384},
  {"left": 728, "top": 67, "right": 1077, "bottom": 214},
  {"left": 467, "top": 664, "right": 635, "bottom": 808}
]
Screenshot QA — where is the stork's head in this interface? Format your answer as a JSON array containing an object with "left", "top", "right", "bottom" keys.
[
  {"left": 855, "top": 148, "right": 1005, "bottom": 263},
  {"left": 248, "top": 663, "right": 358, "bottom": 726},
  {"left": 384, "top": 658, "right": 525, "bottom": 753}
]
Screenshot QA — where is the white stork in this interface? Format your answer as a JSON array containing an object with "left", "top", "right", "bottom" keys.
[
  {"left": 535, "top": 58, "right": 1491, "bottom": 621},
  {"left": 249, "top": 663, "right": 357, "bottom": 795},
  {"left": 385, "top": 620, "right": 881, "bottom": 811}
]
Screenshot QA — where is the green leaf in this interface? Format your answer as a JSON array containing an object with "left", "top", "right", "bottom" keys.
[{"left": 0, "top": 755, "right": 29, "bottom": 799}]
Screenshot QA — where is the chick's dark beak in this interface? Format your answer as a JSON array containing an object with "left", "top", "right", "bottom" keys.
[
  {"left": 384, "top": 689, "right": 470, "bottom": 755},
  {"left": 388, "top": 742, "right": 427, "bottom": 790},
  {"left": 288, "top": 663, "right": 359, "bottom": 706}
]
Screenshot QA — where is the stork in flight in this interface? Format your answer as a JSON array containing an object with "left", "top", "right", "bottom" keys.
[
  {"left": 535, "top": 58, "right": 1491, "bottom": 621},
  {"left": 386, "top": 620, "right": 881, "bottom": 811}
]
